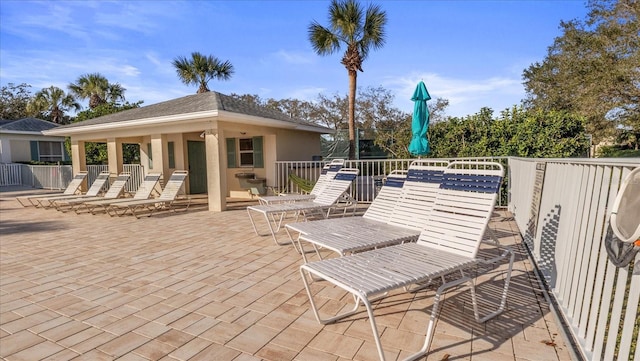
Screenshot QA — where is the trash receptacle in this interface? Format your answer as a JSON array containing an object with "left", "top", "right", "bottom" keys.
[{"left": 246, "top": 178, "right": 267, "bottom": 195}]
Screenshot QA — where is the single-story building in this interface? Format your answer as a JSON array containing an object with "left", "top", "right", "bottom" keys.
[
  {"left": 43, "top": 91, "right": 333, "bottom": 212},
  {"left": 0, "top": 117, "right": 68, "bottom": 164}
]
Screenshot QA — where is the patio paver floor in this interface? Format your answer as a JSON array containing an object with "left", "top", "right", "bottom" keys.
[{"left": 0, "top": 187, "right": 572, "bottom": 360}]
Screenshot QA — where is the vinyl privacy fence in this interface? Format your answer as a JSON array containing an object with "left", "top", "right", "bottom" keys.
[{"left": 509, "top": 157, "right": 639, "bottom": 361}]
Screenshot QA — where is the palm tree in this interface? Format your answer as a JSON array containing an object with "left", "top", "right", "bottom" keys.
[
  {"left": 172, "top": 52, "right": 234, "bottom": 93},
  {"left": 68, "top": 73, "right": 125, "bottom": 109},
  {"left": 308, "top": 0, "right": 387, "bottom": 159},
  {"left": 27, "top": 86, "right": 81, "bottom": 124}
]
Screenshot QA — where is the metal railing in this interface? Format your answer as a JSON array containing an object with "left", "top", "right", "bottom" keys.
[
  {"left": 509, "top": 157, "right": 639, "bottom": 361},
  {"left": 0, "top": 164, "right": 144, "bottom": 192},
  {"left": 274, "top": 157, "right": 509, "bottom": 205},
  {"left": 0, "top": 163, "right": 23, "bottom": 186}
]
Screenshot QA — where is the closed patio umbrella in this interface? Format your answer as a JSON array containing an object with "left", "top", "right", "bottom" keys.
[{"left": 408, "top": 81, "right": 432, "bottom": 157}]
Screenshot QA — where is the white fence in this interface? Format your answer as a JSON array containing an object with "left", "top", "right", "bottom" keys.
[
  {"left": 0, "top": 164, "right": 144, "bottom": 192},
  {"left": 0, "top": 163, "right": 23, "bottom": 186},
  {"left": 509, "top": 158, "right": 639, "bottom": 361}
]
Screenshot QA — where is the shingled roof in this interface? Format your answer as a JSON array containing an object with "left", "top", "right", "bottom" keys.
[
  {"left": 0, "top": 118, "right": 60, "bottom": 133},
  {"left": 54, "top": 91, "right": 329, "bottom": 130}
]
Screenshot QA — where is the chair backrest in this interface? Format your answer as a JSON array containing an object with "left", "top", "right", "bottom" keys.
[
  {"left": 102, "top": 173, "right": 131, "bottom": 199},
  {"left": 386, "top": 160, "right": 449, "bottom": 229},
  {"left": 313, "top": 167, "right": 359, "bottom": 206},
  {"left": 417, "top": 161, "right": 504, "bottom": 258},
  {"left": 610, "top": 167, "right": 640, "bottom": 243},
  {"left": 157, "top": 170, "right": 189, "bottom": 201},
  {"left": 62, "top": 171, "right": 88, "bottom": 195},
  {"left": 362, "top": 170, "right": 407, "bottom": 222},
  {"left": 311, "top": 159, "right": 345, "bottom": 196},
  {"left": 132, "top": 173, "right": 162, "bottom": 199},
  {"left": 85, "top": 172, "right": 111, "bottom": 197}
]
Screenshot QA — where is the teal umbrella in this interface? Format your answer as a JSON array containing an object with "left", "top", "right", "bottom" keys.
[{"left": 408, "top": 81, "right": 432, "bottom": 156}]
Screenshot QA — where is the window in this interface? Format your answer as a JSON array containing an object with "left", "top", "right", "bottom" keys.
[
  {"left": 33, "top": 141, "right": 64, "bottom": 162},
  {"left": 226, "top": 136, "right": 263, "bottom": 168},
  {"left": 239, "top": 138, "right": 254, "bottom": 167}
]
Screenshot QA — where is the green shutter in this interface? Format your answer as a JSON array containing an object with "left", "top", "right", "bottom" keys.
[
  {"left": 167, "top": 142, "right": 175, "bottom": 168},
  {"left": 30, "top": 141, "right": 39, "bottom": 161},
  {"left": 226, "top": 138, "right": 237, "bottom": 168},
  {"left": 147, "top": 143, "right": 153, "bottom": 169},
  {"left": 252, "top": 136, "right": 263, "bottom": 168}
]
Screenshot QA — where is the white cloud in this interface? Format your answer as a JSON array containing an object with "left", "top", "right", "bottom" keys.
[
  {"left": 271, "top": 50, "right": 315, "bottom": 65},
  {"left": 382, "top": 72, "right": 525, "bottom": 117}
]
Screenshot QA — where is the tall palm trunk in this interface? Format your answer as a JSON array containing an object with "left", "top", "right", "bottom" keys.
[{"left": 348, "top": 70, "right": 357, "bottom": 159}]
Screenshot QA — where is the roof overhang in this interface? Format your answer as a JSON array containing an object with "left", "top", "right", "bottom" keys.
[
  {"left": 43, "top": 110, "right": 333, "bottom": 137},
  {"left": 1, "top": 130, "right": 63, "bottom": 136}
]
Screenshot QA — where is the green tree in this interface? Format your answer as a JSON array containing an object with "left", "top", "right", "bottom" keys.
[
  {"left": 523, "top": 0, "right": 639, "bottom": 147},
  {"left": 68, "top": 73, "right": 125, "bottom": 109},
  {"left": 71, "top": 101, "right": 143, "bottom": 164},
  {"left": 172, "top": 52, "right": 234, "bottom": 93},
  {"left": 0, "top": 83, "right": 33, "bottom": 120},
  {"left": 27, "top": 86, "right": 80, "bottom": 124},
  {"left": 308, "top": 0, "right": 387, "bottom": 159}
]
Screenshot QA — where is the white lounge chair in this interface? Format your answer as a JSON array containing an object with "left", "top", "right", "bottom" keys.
[
  {"left": 53, "top": 172, "right": 131, "bottom": 212},
  {"left": 300, "top": 161, "right": 514, "bottom": 361},
  {"left": 17, "top": 171, "right": 88, "bottom": 207},
  {"left": 247, "top": 167, "right": 360, "bottom": 245},
  {"left": 258, "top": 159, "right": 345, "bottom": 204},
  {"left": 33, "top": 171, "right": 110, "bottom": 209},
  {"left": 77, "top": 173, "right": 162, "bottom": 214},
  {"left": 106, "top": 171, "right": 189, "bottom": 218},
  {"left": 286, "top": 160, "right": 449, "bottom": 263}
]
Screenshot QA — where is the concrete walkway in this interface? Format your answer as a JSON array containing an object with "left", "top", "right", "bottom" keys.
[{"left": 0, "top": 188, "right": 572, "bottom": 360}]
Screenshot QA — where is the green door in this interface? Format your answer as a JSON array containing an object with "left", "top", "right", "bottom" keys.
[{"left": 187, "top": 141, "right": 207, "bottom": 194}]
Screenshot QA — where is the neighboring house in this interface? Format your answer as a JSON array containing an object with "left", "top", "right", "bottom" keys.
[
  {"left": 43, "top": 91, "right": 333, "bottom": 212},
  {"left": 0, "top": 117, "right": 68, "bottom": 163}
]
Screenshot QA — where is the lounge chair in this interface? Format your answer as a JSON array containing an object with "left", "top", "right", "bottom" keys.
[
  {"left": 77, "top": 173, "right": 162, "bottom": 214},
  {"left": 53, "top": 172, "right": 131, "bottom": 212},
  {"left": 32, "top": 171, "right": 111, "bottom": 209},
  {"left": 299, "top": 161, "right": 514, "bottom": 361},
  {"left": 258, "top": 158, "right": 345, "bottom": 204},
  {"left": 105, "top": 170, "right": 189, "bottom": 218},
  {"left": 17, "top": 171, "right": 88, "bottom": 207},
  {"left": 285, "top": 160, "right": 449, "bottom": 263},
  {"left": 247, "top": 167, "right": 359, "bottom": 245}
]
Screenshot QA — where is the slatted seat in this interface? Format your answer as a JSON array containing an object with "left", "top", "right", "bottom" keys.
[
  {"left": 286, "top": 160, "right": 449, "bottom": 263},
  {"left": 258, "top": 159, "right": 344, "bottom": 205},
  {"left": 53, "top": 172, "right": 131, "bottom": 212},
  {"left": 247, "top": 168, "right": 359, "bottom": 245},
  {"left": 300, "top": 161, "right": 514, "bottom": 361},
  {"left": 17, "top": 171, "right": 88, "bottom": 207},
  {"left": 76, "top": 173, "right": 162, "bottom": 214},
  {"left": 105, "top": 171, "right": 189, "bottom": 218},
  {"left": 33, "top": 171, "right": 110, "bottom": 209}
]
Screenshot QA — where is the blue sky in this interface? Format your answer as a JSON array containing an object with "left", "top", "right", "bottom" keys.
[{"left": 1, "top": 0, "right": 589, "bottom": 118}]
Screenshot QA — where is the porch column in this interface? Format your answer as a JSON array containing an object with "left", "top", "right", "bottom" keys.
[
  {"left": 106, "top": 138, "right": 123, "bottom": 180},
  {"left": 71, "top": 139, "right": 87, "bottom": 190},
  {"left": 205, "top": 128, "right": 226, "bottom": 212},
  {"left": 150, "top": 134, "right": 168, "bottom": 185}
]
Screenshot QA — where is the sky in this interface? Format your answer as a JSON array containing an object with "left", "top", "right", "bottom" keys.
[{"left": 0, "top": 0, "right": 590, "bottom": 118}]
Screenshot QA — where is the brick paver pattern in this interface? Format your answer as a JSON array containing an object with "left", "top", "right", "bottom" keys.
[{"left": 0, "top": 188, "right": 572, "bottom": 360}]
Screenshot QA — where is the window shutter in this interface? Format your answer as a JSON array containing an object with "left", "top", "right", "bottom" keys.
[
  {"left": 30, "top": 141, "right": 39, "bottom": 161},
  {"left": 167, "top": 142, "right": 175, "bottom": 168},
  {"left": 252, "top": 136, "right": 263, "bottom": 168},
  {"left": 147, "top": 143, "right": 153, "bottom": 169},
  {"left": 226, "top": 138, "right": 237, "bottom": 168}
]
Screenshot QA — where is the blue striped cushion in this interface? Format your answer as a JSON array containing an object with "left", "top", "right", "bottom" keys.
[
  {"left": 406, "top": 169, "right": 444, "bottom": 183},
  {"left": 440, "top": 174, "right": 502, "bottom": 193},
  {"left": 384, "top": 177, "right": 405, "bottom": 188},
  {"left": 334, "top": 173, "right": 357, "bottom": 181}
]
